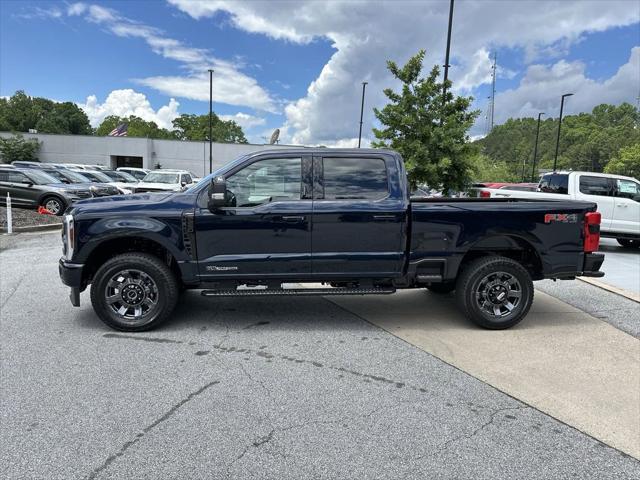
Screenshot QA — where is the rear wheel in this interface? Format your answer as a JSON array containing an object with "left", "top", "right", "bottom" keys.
[
  {"left": 41, "top": 196, "right": 66, "bottom": 216},
  {"left": 455, "top": 256, "right": 533, "bottom": 329},
  {"left": 425, "top": 282, "right": 455, "bottom": 294},
  {"left": 617, "top": 238, "right": 640, "bottom": 249},
  {"left": 90, "top": 253, "right": 179, "bottom": 331}
]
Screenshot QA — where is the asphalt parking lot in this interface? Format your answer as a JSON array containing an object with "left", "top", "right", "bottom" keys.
[{"left": 1, "top": 232, "right": 639, "bottom": 479}]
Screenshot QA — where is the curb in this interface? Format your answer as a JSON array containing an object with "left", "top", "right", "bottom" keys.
[
  {"left": 578, "top": 277, "right": 640, "bottom": 303},
  {"left": 2, "top": 223, "right": 62, "bottom": 234}
]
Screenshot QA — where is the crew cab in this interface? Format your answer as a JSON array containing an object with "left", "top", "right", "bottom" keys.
[
  {"left": 59, "top": 149, "right": 604, "bottom": 332},
  {"left": 479, "top": 171, "right": 640, "bottom": 247}
]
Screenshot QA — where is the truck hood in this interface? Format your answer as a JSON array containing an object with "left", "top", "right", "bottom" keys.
[{"left": 71, "top": 192, "right": 177, "bottom": 214}]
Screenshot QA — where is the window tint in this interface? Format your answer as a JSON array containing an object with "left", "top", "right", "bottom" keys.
[
  {"left": 322, "top": 157, "right": 388, "bottom": 200},
  {"left": 183, "top": 174, "right": 192, "bottom": 184},
  {"left": 226, "top": 157, "right": 301, "bottom": 207},
  {"left": 539, "top": 174, "right": 569, "bottom": 194},
  {"left": 615, "top": 179, "right": 639, "bottom": 201},
  {"left": 579, "top": 176, "right": 611, "bottom": 197}
]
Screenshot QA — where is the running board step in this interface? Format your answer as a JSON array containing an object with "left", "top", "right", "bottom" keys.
[{"left": 201, "top": 287, "right": 396, "bottom": 297}]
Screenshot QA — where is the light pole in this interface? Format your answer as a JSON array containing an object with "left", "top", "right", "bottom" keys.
[
  {"left": 442, "top": 0, "right": 455, "bottom": 105},
  {"left": 208, "top": 69, "right": 214, "bottom": 174},
  {"left": 357, "top": 81, "right": 368, "bottom": 148},
  {"left": 530, "top": 112, "right": 544, "bottom": 182},
  {"left": 553, "top": 93, "right": 573, "bottom": 172}
]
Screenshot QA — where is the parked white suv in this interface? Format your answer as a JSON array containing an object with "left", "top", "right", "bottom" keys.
[
  {"left": 117, "top": 167, "right": 151, "bottom": 181},
  {"left": 134, "top": 170, "right": 194, "bottom": 193},
  {"left": 480, "top": 171, "right": 640, "bottom": 247}
]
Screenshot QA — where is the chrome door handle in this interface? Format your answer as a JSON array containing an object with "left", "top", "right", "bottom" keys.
[
  {"left": 373, "top": 214, "right": 396, "bottom": 221},
  {"left": 281, "top": 215, "right": 305, "bottom": 222}
]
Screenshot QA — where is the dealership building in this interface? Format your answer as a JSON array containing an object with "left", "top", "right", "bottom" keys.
[{"left": 0, "top": 131, "right": 301, "bottom": 176}]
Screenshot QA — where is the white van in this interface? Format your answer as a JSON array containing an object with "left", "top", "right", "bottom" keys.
[{"left": 481, "top": 171, "right": 640, "bottom": 247}]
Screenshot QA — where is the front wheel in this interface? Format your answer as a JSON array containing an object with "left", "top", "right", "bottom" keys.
[
  {"left": 455, "top": 256, "right": 534, "bottom": 330},
  {"left": 617, "top": 238, "right": 640, "bottom": 249},
  {"left": 90, "top": 253, "right": 179, "bottom": 331},
  {"left": 41, "top": 196, "right": 66, "bottom": 216}
]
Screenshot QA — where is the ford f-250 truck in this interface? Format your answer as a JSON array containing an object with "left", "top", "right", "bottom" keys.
[{"left": 59, "top": 148, "right": 604, "bottom": 331}]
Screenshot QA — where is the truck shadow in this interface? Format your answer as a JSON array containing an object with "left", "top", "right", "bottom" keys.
[{"left": 75, "top": 288, "right": 577, "bottom": 335}]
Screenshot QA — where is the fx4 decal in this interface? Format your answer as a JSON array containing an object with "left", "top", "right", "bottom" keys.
[{"left": 544, "top": 213, "right": 578, "bottom": 224}]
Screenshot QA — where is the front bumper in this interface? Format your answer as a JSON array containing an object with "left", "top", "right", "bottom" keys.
[
  {"left": 580, "top": 253, "right": 605, "bottom": 278},
  {"left": 59, "top": 258, "right": 85, "bottom": 306}
]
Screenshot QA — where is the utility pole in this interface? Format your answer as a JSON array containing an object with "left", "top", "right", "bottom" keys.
[
  {"left": 442, "top": 0, "right": 455, "bottom": 106},
  {"left": 358, "top": 82, "right": 368, "bottom": 148},
  {"left": 530, "top": 112, "right": 544, "bottom": 182},
  {"left": 553, "top": 93, "right": 573, "bottom": 172},
  {"left": 208, "top": 69, "right": 214, "bottom": 174}
]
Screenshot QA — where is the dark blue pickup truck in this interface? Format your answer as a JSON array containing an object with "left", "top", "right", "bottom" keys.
[{"left": 59, "top": 148, "right": 604, "bottom": 331}]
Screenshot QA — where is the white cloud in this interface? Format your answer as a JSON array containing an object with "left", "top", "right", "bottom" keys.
[
  {"left": 78, "top": 89, "right": 180, "bottom": 129},
  {"left": 492, "top": 47, "right": 640, "bottom": 126},
  {"left": 65, "top": 2, "right": 276, "bottom": 112},
  {"left": 219, "top": 112, "right": 266, "bottom": 130},
  {"left": 169, "top": 0, "right": 639, "bottom": 145}
]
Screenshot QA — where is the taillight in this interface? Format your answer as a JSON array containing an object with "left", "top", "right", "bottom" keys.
[
  {"left": 479, "top": 190, "right": 491, "bottom": 198},
  {"left": 583, "top": 211, "right": 601, "bottom": 253}
]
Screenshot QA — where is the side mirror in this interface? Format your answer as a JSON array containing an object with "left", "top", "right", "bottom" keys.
[
  {"left": 207, "top": 176, "right": 227, "bottom": 211},
  {"left": 181, "top": 180, "right": 187, "bottom": 187}
]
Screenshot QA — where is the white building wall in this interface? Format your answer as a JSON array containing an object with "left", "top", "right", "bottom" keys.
[{"left": 0, "top": 132, "right": 301, "bottom": 176}]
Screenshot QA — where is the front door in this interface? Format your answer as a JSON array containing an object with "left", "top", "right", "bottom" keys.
[
  {"left": 195, "top": 155, "right": 313, "bottom": 280},
  {"left": 311, "top": 154, "right": 407, "bottom": 277}
]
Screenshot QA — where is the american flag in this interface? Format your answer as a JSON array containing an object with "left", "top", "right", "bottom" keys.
[{"left": 108, "top": 123, "right": 128, "bottom": 137}]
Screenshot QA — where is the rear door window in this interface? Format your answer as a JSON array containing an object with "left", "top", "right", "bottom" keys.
[
  {"left": 321, "top": 157, "right": 388, "bottom": 200},
  {"left": 579, "top": 176, "right": 612, "bottom": 196},
  {"left": 539, "top": 174, "right": 569, "bottom": 194}
]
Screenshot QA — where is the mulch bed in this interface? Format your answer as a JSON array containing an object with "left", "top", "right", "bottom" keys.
[{"left": 0, "top": 207, "right": 62, "bottom": 231}]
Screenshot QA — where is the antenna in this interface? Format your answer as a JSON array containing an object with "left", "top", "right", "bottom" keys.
[
  {"left": 269, "top": 128, "right": 280, "bottom": 145},
  {"left": 489, "top": 51, "right": 497, "bottom": 132}
]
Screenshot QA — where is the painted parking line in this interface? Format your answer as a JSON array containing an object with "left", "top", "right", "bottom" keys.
[{"left": 328, "top": 289, "right": 640, "bottom": 459}]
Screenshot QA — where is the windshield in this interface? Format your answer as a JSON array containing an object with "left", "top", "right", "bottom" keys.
[
  {"left": 44, "top": 170, "right": 89, "bottom": 184},
  {"left": 102, "top": 170, "right": 138, "bottom": 183},
  {"left": 79, "top": 170, "right": 112, "bottom": 182},
  {"left": 143, "top": 172, "right": 179, "bottom": 184},
  {"left": 25, "top": 170, "right": 61, "bottom": 185}
]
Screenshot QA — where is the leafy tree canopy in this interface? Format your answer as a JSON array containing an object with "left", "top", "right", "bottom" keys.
[
  {"left": 0, "top": 91, "right": 92, "bottom": 135},
  {"left": 604, "top": 143, "right": 640, "bottom": 179},
  {"left": 476, "top": 103, "right": 639, "bottom": 181},
  {"left": 0, "top": 134, "right": 41, "bottom": 163},
  {"left": 372, "top": 50, "right": 479, "bottom": 191},
  {"left": 95, "top": 115, "right": 174, "bottom": 139},
  {"left": 171, "top": 113, "right": 247, "bottom": 143}
]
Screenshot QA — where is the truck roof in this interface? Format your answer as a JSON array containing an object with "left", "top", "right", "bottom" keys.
[{"left": 545, "top": 171, "right": 638, "bottom": 182}]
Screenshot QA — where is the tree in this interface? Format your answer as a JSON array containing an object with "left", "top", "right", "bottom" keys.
[
  {"left": 0, "top": 91, "right": 92, "bottom": 135},
  {"left": 470, "top": 153, "right": 520, "bottom": 183},
  {"left": 372, "top": 50, "right": 479, "bottom": 191},
  {"left": 171, "top": 113, "right": 247, "bottom": 143},
  {"left": 95, "top": 115, "right": 174, "bottom": 139},
  {"left": 0, "top": 134, "right": 41, "bottom": 163},
  {"left": 604, "top": 143, "right": 640, "bottom": 179},
  {"left": 477, "top": 103, "right": 640, "bottom": 175}
]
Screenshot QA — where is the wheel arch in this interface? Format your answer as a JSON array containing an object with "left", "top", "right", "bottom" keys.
[{"left": 457, "top": 234, "right": 544, "bottom": 280}]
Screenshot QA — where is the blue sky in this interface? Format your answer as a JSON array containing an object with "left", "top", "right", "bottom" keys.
[{"left": 1, "top": 1, "right": 638, "bottom": 144}]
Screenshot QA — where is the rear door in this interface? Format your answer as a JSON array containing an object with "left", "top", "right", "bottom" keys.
[
  {"left": 576, "top": 174, "right": 614, "bottom": 230},
  {"left": 311, "top": 154, "right": 407, "bottom": 277},
  {"left": 611, "top": 178, "right": 640, "bottom": 235}
]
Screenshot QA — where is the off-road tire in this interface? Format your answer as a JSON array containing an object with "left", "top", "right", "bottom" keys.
[
  {"left": 455, "top": 255, "right": 533, "bottom": 330},
  {"left": 90, "top": 253, "right": 179, "bottom": 331}
]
